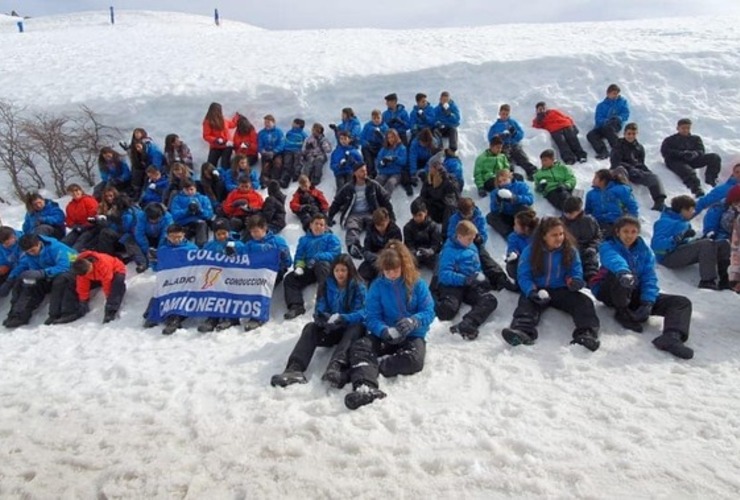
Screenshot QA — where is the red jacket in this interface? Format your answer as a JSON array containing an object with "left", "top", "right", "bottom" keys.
[
  {"left": 223, "top": 188, "right": 265, "bottom": 217},
  {"left": 65, "top": 195, "right": 99, "bottom": 228},
  {"left": 76, "top": 251, "right": 126, "bottom": 301},
  {"left": 233, "top": 129, "right": 258, "bottom": 157},
  {"left": 202, "top": 115, "right": 237, "bottom": 149},
  {"left": 289, "top": 187, "right": 329, "bottom": 214},
  {"left": 532, "top": 109, "right": 575, "bottom": 133}
]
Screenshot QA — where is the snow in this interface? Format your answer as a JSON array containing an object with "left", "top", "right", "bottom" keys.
[{"left": 1, "top": 9, "right": 740, "bottom": 498}]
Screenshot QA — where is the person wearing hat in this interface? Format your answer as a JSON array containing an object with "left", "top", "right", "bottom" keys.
[
  {"left": 330, "top": 130, "right": 364, "bottom": 191},
  {"left": 651, "top": 195, "right": 730, "bottom": 290},
  {"left": 532, "top": 101, "right": 587, "bottom": 165},
  {"left": 134, "top": 202, "right": 173, "bottom": 272},
  {"left": 382, "top": 93, "right": 410, "bottom": 146},
  {"left": 660, "top": 118, "right": 722, "bottom": 197}
]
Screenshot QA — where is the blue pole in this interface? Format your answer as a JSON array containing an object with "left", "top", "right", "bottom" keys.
[
  {"left": 16, "top": 21, "right": 23, "bottom": 33},
  {"left": 110, "top": 6, "right": 115, "bottom": 25},
  {"left": 214, "top": 8, "right": 220, "bottom": 26}
]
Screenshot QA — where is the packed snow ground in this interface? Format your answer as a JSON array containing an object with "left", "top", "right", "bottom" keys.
[{"left": 1, "top": 10, "right": 740, "bottom": 498}]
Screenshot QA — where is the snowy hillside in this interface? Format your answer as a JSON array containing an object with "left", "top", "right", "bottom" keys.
[{"left": 1, "top": 10, "right": 740, "bottom": 498}]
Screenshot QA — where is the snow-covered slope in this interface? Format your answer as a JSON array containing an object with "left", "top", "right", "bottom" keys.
[{"left": 1, "top": 10, "right": 740, "bottom": 498}]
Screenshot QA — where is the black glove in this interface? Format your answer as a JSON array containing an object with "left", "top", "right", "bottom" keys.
[
  {"left": 225, "top": 242, "right": 236, "bottom": 256},
  {"left": 327, "top": 218, "right": 336, "bottom": 227},
  {"left": 381, "top": 327, "right": 406, "bottom": 345},
  {"left": 508, "top": 126, "right": 517, "bottom": 136},
  {"left": 118, "top": 141, "right": 130, "bottom": 151},
  {"left": 617, "top": 272, "right": 636, "bottom": 289},
  {"left": 478, "top": 188, "right": 487, "bottom": 198},
  {"left": 329, "top": 124, "right": 337, "bottom": 131},
  {"left": 473, "top": 234, "right": 483, "bottom": 246},
  {"left": 78, "top": 301, "right": 90, "bottom": 317},
  {"left": 313, "top": 312, "right": 330, "bottom": 328},
  {"left": 381, "top": 157, "right": 393, "bottom": 165},
  {"left": 567, "top": 277, "right": 585, "bottom": 291},
  {"left": 528, "top": 289, "right": 551, "bottom": 307},
  {"left": 537, "top": 179, "right": 548, "bottom": 193},
  {"left": 682, "top": 228, "right": 696, "bottom": 239},
  {"left": 415, "top": 248, "right": 434, "bottom": 259},
  {"left": 396, "top": 317, "right": 419, "bottom": 336},
  {"left": 20, "top": 269, "right": 46, "bottom": 282},
  {"left": 631, "top": 301, "right": 653, "bottom": 323},
  {"left": 188, "top": 202, "right": 200, "bottom": 215},
  {"left": 147, "top": 248, "right": 158, "bottom": 261},
  {"left": 73, "top": 225, "right": 84, "bottom": 233}
]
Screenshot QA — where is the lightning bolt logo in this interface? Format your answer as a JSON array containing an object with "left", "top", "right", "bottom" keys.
[{"left": 202, "top": 267, "right": 223, "bottom": 290}]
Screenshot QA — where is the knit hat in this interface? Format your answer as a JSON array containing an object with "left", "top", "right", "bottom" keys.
[{"left": 726, "top": 185, "right": 740, "bottom": 205}]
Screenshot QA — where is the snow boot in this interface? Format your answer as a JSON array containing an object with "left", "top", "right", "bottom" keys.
[
  {"left": 650, "top": 198, "right": 667, "bottom": 212},
  {"left": 4, "top": 316, "right": 28, "bottom": 328},
  {"left": 53, "top": 312, "right": 81, "bottom": 325},
  {"left": 43, "top": 315, "right": 58, "bottom": 326},
  {"left": 283, "top": 305, "right": 306, "bottom": 320},
  {"left": 198, "top": 317, "right": 219, "bottom": 333},
  {"left": 321, "top": 361, "right": 349, "bottom": 388},
  {"left": 162, "top": 316, "right": 183, "bottom": 336},
  {"left": 502, "top": 327, "right": 534, "bottom": 346},
  {"left": 614, "top": 308, "right": 643, "bottom": 333},
  {"left": 571, "top": 329, "right": 600, "bottom": 352},
  {"left": 216, "top": 318, "right": 239, "bottom": 331},
  {"left": 450, "top": 319, "right": 479, "bottom": 340},
  {"left": 344, "top": 384, "right": 387, "bottom": 410},
  {"left": 348, "top": 244, "right": 363, "bottom": 260},
  {"left": 270, "top": 363, "right": 307, "bottom": 387},
  {"left": 243, "top": 319, "right": 263, "bottom": 332},
  {"left": 653, "top": 331, "right": 694, "bottom": 360},
  {"left": 698, "top": 279, "right": 718, "bottom": 290},
  {"left": 143, "top": 318, "right": 158, "bottom": 329},
  {"left": 103, "top": 311, "right": 116, "bottom": 324}
]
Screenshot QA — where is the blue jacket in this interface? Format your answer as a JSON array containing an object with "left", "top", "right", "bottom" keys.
[
  {"left": 294, "top": 231, "right": 341, "bottom": 267},
  {"left": 170, "top": 192, "right": 214, "bottom": 225},
  {"left": 243, "top": 232, "right": 292, "bottom": 272},
  {"left": 9, "top": 236, "right": 77, "bottom": 279},
  {"left": 0, "top": 229, "right": 23, "bottom": 270},
  {"left": 409, "top": 104, "right": 437, "bottom": 134},
  {"left": 22, "top": 199, "right": 65, "bottom": 235},
  {"left": 701, "top": 204, "right": 733, "bottom": 240},
  {"left": 650, "top": 209, "right": 692, "bottom": 262},
  {"left": 696, "top": 177, "right": 739, "bottom": 214},
  {"left": 140, "top": 176, "right": 170, "bottom": 205},
  {"left": 435, "top": 100, "right": 461, "bottom": 128},
  {"left": 258, "top": 127, "right": 285, "bottom": 154},
  {"left": 376, "top": 144, "right": 408, "bottom": 176},
  {"left": 315, "top": 277, "right": 366, "bottom": 325},
  {"left": 506, "top": 231, "right": 530, "bottom": 256},
  {"left": 446, "top": 207, "right": 488, "bottom": 244},
  {"left": 134, "top": 210, "right": 173, "bottom": 254},
  {"left": 438, "top": 238, "right": 481, "bottom": 287},
  {"left": 585, "top": 181, "right": 639, "bottom": 225},
  {"left": 337, "top": 116, "right": 362, "bottom": 145},
  {"left": 284, "top": 127, "right": 308, "bottom": 153},
  {"left": 489, "top": 180, "right": 533, "bottom": 216},
  {"left": 360, "top": 121, "right": 388, "bottom": 149},
  {"left": 100, "top": 159, "right": 132, "bottom": 184},
  {"left": 443, "top": 156, "right": 464, "bottom": 188},
  {"left": 203, "top": 238, "right": 247, "bottom": 254},
  {"left": 592, "top": 236, "right": 659, "bottom": 304},
  {"left": 365, "top": 276, "right": 435, "bottom": 340},
  {"left": 382, "top": 104, "right": 410, "bottom": 135},
  {"left": 487, "top": 118, "right": 525, "bottom": 145},
  {"left": 109, "top": 206, "right": 140, "bottom": 244},
  {"left": 143, "top": 140, "right": 165, "bottom": 170},
  {"left": 408, "top": 138, "right": 437, "bottom": 174},
  {"left": 222, "top": 167, "right": 261, "bottom": 192},
  {"left": 330, "top": 144, "right": 363, "bottom": 176},
  {"left": 594, "top": 96, "right": 630, "bottom": 129},
  {"left": 517, "top": 243, "right": 583, "bottom": 295},
  {"left": 155, "top": 238, "right": 198, "bottom": 270}
]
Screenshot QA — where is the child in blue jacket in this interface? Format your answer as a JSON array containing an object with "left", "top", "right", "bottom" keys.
[
  {"left": 505, "top": 209, "right": 538, "bottom": 282},
  {"left": 360, "top": 110, "right": 388, "bottom": 178},
  {"left": 283, "top": 213, "right": 342, "bottom": 320},
  {"left": 486, "top": 169, "right": 534, "bottom": 238},
  {"left": 272, "top": 254, "right": 366, "bottom": 389},
  {"left": 280, "top": 118, "right": 308, "bottom": 188},
  {"left": 651, "top": 195, "right": 730, "bottom": 290},
  {"left": 435, "top": 220, "right": 498, "bottom": 340},
  {"left": 434, "top": 91, "right": 461, "bottom": 151},
  {"left": 345, "top": 241, "right": 435, "bottom": 410},
  {"left": 586, "top": 84, "right": 630, "bottom": 159},
  {"left": 585, "top": 169, "right": 639, "bottom": 234},
  {"left": 382, "top": 93, "right": 410, "bottom": 146},
  {"left": 331, "top": 131, "right": 364, "bottom": 190},
  {"left": 169, "top": 180, "right": 214, "bottom": 247},
  {"left": 487, "top": 104, "right": 538, "bottom": 180},
  {"left": 134, "top": 203, "right": 172, "bottom": 272},
  {"left": 257, "top": 114, "right": 285, "bottom": 185},
  {"left": 22, "top": 193, "right": 66, "bottom": 240},
  {"left": 591, "top": 216, "right": 694, "bottom": 359},
  {"left": 502, "top": 217, "right": 600, "bottom": 351},
  {"left": 375, "top": 129, "right": 408, "bottom": 195}
]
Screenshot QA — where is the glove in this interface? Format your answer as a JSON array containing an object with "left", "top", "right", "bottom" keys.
[
  {"left": 294, "top": 267, "right": 305, "bottom": 276},
  {"left": 73, "top": 225, "right": 83, "bottom": 234},
  {"left": 682, "top": 150, "right": 700, "bottom": 161},
  {"left": 703, "top": 231, "right": 716, "bottom": 240},
  {"left": 508, "top": 126, "right": 517, "bottom": 136},
  {"left": 631, "top": 301, "right": 653, "bottom": 323},
  {"left": 225, "top": 241, "right": 236, "bottom": 256},
  {"left": 313, "top": 312, "right": 329, "bottom": 328},
  {"left": 497, "top": 188, "right": 513, "bottom": 200},
  {"left": 617, "top": 272, "right": 636, "bottom": 289},
  {"left": 0, "top": 279, "right": 14, "bottom": 297},
  {"left": 475, "top": 271, "right": 487, "bottom": 283},
  {"left": 88, "top": 215, "right": 107, "bottom": 224},
  {"left": 473, "top": 234, "right": 483, "bottom": 246},
  {"left": 240, "top": 205, "right": 253, "bottom": 213},
  {"left": 212, "top": 169, "right": 220, "bottom": 177},
  {"left": 328, "top": 313, "right": 341, "bottom": 325},
  {"left": 215, "top": 138, "right": 225, "bottom": 145},
  {"left": 417, "top": 109, "right": 424, "bottom": 115},
  {"left": 20, "top": 269, "right": 46, "bottom": 282},
  {"left": 339, "top": 159, "right": 347, "bottom": 166},
  {"left": 232, "top": 199, "right": 247, "bottom": 208},
  {"left": 505, "top": 251, "right": 519, "bottom": 263},
  {"left": 225, "top": 141, "right": 233, "bottom": 148},
  {"left": 239, "top": 142, "right": 248, "bottom": 149},
  {"left": 306, "top": 259, "right": 316, "bottom": 269},
  {"left": 188, "top": 202, "right": 200, "bottom": 215},
  {"left": 381, "top": 157, "right": 393, "bottom": 165},
  {"left": 327, "top": 218, "right": 336, "bottom": 227},
  {"left": 396, "top": 317, "right": 419, "bottom": 336},
  {"left": 566, "top": 277, "right": 585, "bottom": 291},
  {"left": 478, "top": 188, "right": 487, "bottom": 198},
  {"left": 78, "top": 301, "right": 90, "bottom": 317},
  {"left": 528, "top": 289, "right": 551, "bottom": 306},
  {"left": 442, "top": 102, "right": 450, "bottom": 110},
  {"left": 381, "top": 327, "right": 405, "bottom": 345},
  {"left": 148, "top": 183, "right": 157, "bottom": 190},
  {"left": 415, "top": 248, "right": 434, "bottom": 259},
  {"left": 147, "top": 248, "right": 158, "bottom": 261},
  {"left": 329, "top": 124, "right": 337, "bottom": 131},
  {"left": 118, "top": 141, "right": 130, "bottom": 151},
  {"left": 537, "top": 179, "right": 548, "bottom": 193},
  {"left": 682, "top": 228, "right": 696, "bottom": 239}
]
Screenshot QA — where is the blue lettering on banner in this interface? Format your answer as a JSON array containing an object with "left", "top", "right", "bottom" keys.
[{"left": 148, "top": 248, "right": 279, "bottom": 323}]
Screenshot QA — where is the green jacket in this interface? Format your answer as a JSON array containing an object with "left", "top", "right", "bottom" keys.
[
  {"left": 533, "top": 161, "right": 576, "bottom": 195},
  {"left": 473, "top": 150, "right": 510, "bottom": 189}
]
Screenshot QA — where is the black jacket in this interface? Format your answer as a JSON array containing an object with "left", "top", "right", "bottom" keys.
[
  {"left": 610, "top": 138, "right": 646, "bottom": 169},
  {"left": 262, "top": 193, "right": 286, "bottom": 232},
  {"left": 403, "top": 217, "right": 442, "bottom": 252},
  {"left": 362, "top": 222, "right": 403, "bottom": 263},
  {"left": 660, "top": 133, "right": 706, "bottom": 162},
  {"left": 562, "top": 212, "right": 601, "bottom": 251},
  {"left": 328, "top": 179, "right": 394, "bottom": 226}
]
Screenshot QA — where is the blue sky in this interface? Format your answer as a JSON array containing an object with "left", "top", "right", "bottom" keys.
[{"left": 3, "top": 0, "right": 738, "bottom": 29}]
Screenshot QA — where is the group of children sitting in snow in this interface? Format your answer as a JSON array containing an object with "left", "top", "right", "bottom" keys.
[{"left": 1, "top": 84, "right": 738, "bottom": 410}]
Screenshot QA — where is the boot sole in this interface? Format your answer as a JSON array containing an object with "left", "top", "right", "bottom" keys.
[{"left": 502, "top": 328, "right": 533, "bottom": 346}]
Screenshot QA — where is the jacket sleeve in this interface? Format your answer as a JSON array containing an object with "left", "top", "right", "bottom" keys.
[
  {"left": 513, "top": 182, "right": 534, "bottom": 206},
  {"left": 41, "top": 203, "right": 65, "bottom": 226},
  {"left": 660, "top": 136, "right": 684, "bottom": 161},
  {"left": 314, "top": 234, "right": 341, "bottom": 262},
  {"left": 342, "top": 282, "right": 366, "bottom": 325},
  {"left": 566, "top": 248, "right": 584, "bottom": 282},
  {"left": 598, "top": 241, "right": 630, "bottom": 274},
  {"left": 517, "top": 246, "right": 536, "bottom": 296},
  {"left": 289, "top": 191, "right": 302, "bottom": 213},
  {"left": 198, "top": 195, "right": 214, "bottom": 219},
  {"left": 277, "top": 237, "right": 292, "bottom": 270},
  {"left": 409, "top": 280, "right": 435, "bottom": 331},
  {"left": 365, "top": 282, "right": 389, "bottom": 337},
  {"left": 622, "top": 187, "right": 639, "bottom": 217},
  {"left": 473, "top": 154, "right": 486, "bottom": 189},
  {"left": 594, "top": 101, "right": 608, "bottom": 127},
  {"left": 44, "top": 244, "right": 75, "bottom": 277},
  {"left": 638, "top": 249, "right": 659, "bottom": 303},
  {"left": 438, "top": 247, "right": 467, "bottom": 287},
  {"left": 293, "top": 237, "right": 307, "bottom": 267},
  {"left": 134, "top": 215, "right": 149, "bottom": 253}
]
